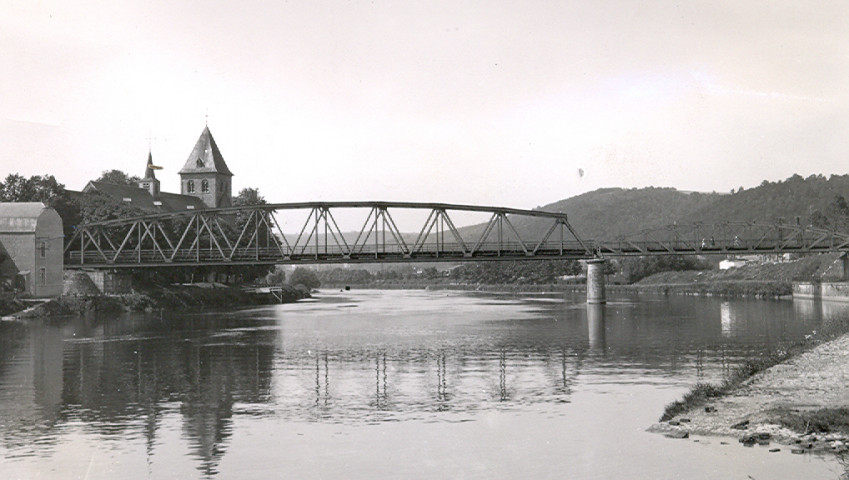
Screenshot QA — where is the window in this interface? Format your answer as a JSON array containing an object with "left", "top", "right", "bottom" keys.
[
  {"left": 142, "top": 182, "right": 150, "bottom": 190},
  {"left": 39, "top": 267, "right": 46, "bottom": 286},
  {"left": 201, "top": 179, "right": 209, "bottom": 193},
  {"left": 196, "top": 158, "right": 204, "bottom": 168},
  {"left": 39, "top": 241, "right": 46, "bottom": 258},
  {"left": 187, "top": 180, "right": 195, "bottom": 193}
]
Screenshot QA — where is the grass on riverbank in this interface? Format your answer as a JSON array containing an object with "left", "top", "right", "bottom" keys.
[
  {"left": 661, "top": 311, "right": 849, "bottom": 423},
  {"left": 768, "top": 408, "right": 849, "bottom": 435},
  {"left": 659, "top": 349, "right": 793, "bottom": 421}
]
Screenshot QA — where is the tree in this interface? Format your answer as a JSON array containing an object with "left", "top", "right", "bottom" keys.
[
  {"left": 233, "top": 187, "right": 266, "bottom": 206},
  {"left": 810, "top": 195, "right": 849, "bottom": 233},
  {"left": 289, "top": 267, "right": 321, "bottom": 290},
  {"left": 77, "top": 190, "right": 146, "bottom": 224},
  {"left": 232, "top": 187, "right": 268, "bottom": 230},
  {"left": 0, "top": 174, "right": 80, "bottom": 236},
  {"left": 265, "top": 266, "right": 287, "bottom": 285},
  {"left": 95, "top": 170, "right": 141, "bottom": 185},
  {"left": 0, "top": 174, "right": 65, "bottom": 202}
]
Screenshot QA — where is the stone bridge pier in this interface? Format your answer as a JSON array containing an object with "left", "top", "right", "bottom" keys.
[{"left": 586, "top": 258, "right": 606, "bottom": 304}]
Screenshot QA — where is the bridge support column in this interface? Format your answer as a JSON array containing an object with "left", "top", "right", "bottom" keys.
[
  {"left": 586, "top": 259, "right": 606, "bottom": 304},
  {"left": 587, "top": 303, "right": 606, "bottom": 351},
  {"left": 842, "top": 253, "right": 849, "bottom": 281}
]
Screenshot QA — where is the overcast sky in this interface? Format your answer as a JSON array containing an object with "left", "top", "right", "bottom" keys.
[{"left": 2, "top": 1, "right": 848, "bottom": 210}]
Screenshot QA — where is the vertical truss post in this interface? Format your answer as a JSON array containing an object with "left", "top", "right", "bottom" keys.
[{"left": 79, "top": 227, "right": 85, "bottom": 265}]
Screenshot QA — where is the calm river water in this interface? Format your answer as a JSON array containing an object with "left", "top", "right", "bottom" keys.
[{"left": 1, "top": 290, "right": 847, "bottom": 479}]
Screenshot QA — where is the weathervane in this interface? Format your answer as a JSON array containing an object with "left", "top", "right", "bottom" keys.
[{"left": 146, "top": 130, "right": 157, "bottom": 151}]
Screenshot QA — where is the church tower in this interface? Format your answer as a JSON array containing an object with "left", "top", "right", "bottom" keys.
[
  {"left": 179, "top": 126, "right": 233, "bottom": 208},
  {"left": 138, "top": 152, "right": 161, "bottom": 198}
]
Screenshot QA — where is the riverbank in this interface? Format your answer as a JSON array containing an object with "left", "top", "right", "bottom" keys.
[
  {"left": 5, "top": 281, "right": 310, "bottom": 319},
  {"left": 651, "top": 329, "right": 849, "bottom": 456}
]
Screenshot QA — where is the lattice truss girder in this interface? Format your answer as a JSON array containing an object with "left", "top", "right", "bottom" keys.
[
  {"left": 64, "top": 202, "right": 593, "bottom": 266},
  {"left": 596, "top": 222, "right": 849, "bottom": 256}
]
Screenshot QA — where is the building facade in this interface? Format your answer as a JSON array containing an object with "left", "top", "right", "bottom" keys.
[{"left": 0, "top": 203, "right": 64, "bottom": 297}]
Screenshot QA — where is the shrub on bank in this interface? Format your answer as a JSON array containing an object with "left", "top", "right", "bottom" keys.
[
  {"left": 661, "top": 313, "right": 849, "bottom": 424},
  {"left": 771, "top": 408, "right": 849, "bottom": 435}
]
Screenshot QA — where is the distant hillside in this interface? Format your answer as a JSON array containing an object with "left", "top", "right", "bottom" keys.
[
  {"left": 688, "top": 174, "right": 849, "bottom": 225},
  {"left": 459, "top": 187, "right": 720, "bottom": 241},
  {"left": 459, "top": 174, "right": 849, "bottom": 242}
]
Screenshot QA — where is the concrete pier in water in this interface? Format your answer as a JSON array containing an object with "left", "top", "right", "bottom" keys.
[{"left": 586, "top": 259, "right": 606, "bottom": 304}]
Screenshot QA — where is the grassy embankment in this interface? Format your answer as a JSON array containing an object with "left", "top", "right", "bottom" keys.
[
  {"left": 626, "top": 253, "right": 843, "bottom": 298},
  {"left": 661, "top": 307, "right": 849, "bottom": 436}
]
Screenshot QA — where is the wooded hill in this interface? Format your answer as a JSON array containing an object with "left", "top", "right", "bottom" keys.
[{"left": 461, "top": 174, "right": 849, "bottom": 242}]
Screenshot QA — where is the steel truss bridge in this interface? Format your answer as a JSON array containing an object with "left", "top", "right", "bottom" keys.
[{"left": 63, "top": 202, "right": 849, "bottom": 269}]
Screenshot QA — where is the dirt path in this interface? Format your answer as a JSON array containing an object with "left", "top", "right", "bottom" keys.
[{"left": 650, "top": 333, "right": 849, "bottom": 451}]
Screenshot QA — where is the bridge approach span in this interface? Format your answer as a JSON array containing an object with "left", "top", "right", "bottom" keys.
[{"left": 595, "top": 222, "right": 849, "bottom": 257}]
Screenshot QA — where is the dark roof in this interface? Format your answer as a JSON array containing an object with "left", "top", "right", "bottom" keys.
[
  {"left": 179, "top": 126, "right": 233, "bottom": 176},
  {"left": 83, "top": 181, "right": 157, "bottom": 209},
  {"left": 80, "top": 181, "right": 207, "bottom": 213},
  {"left": 158, "top": 192, "right": 207, "bottom": 211}
]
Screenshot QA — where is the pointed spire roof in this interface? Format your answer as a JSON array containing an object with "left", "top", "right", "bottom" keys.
[
  {"left": 143, "top": 151, "right": 157, "bottom": 180},
  {"left": 179, "top": 126, "right": 233, "bottom": 176}
]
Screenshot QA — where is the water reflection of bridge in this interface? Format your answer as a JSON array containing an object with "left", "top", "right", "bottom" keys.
[{"left": 0, "top": 298, "right": 842, "bottom": 476}]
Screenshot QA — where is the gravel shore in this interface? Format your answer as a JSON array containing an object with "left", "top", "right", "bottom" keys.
[{"left": 650, "top": 332, "right": 849, "bottom": 453}]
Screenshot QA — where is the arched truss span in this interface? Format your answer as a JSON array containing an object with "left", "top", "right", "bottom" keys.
[{"left": 64, "top": 202, "right": 593, "bottom": 268}]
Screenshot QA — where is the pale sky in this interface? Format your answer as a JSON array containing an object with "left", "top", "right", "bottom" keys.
[{"left": 2, "top": 1, "right": 848, "bottom": 210}]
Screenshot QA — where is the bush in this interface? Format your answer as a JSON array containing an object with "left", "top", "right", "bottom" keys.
[
  {"left": 289, "top": 267, "right": 321, "bottom": 290},
  {"left": 621, "top": 255, "right": 711, "bottom": 284}
]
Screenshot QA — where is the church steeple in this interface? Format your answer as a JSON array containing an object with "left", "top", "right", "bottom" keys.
[
  {"left": 179, "top": 126, "right": 234, "bottom": 208},
  {"left": 143, "top": 151, "right": 157, "bottom": 180},
  {"left": 139, "top": 151, "right": 161, "bottom": 199}
]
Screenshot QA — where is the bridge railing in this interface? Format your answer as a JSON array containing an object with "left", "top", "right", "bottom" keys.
[
  {"left": 595, "top": 222, "right": 849, "bottom": 256},
  {"left": 66, "top": 239, "right": 593, "bottom": 266}
]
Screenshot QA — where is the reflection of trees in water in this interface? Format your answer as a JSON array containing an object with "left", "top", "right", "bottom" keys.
[
  {"left": 436, "top": 351, "right": 448, "bottom": 408},
  {"left": 0, "top": 316, "right": 278, "bottom": 476},
  {"left": 0, "top": 321, "right": 65, "bottom": 452},
  {"left": 375, "top": 352, "right": 388, "bottom": 410}
]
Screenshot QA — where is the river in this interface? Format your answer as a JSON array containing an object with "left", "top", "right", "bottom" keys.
[{"left": 0, "top": 290, "right": 846, "bottom": 479}]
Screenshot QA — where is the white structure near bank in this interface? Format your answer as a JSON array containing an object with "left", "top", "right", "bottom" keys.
[{"left": 0, "top": 203, "right": 64, "bottom": 297}]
